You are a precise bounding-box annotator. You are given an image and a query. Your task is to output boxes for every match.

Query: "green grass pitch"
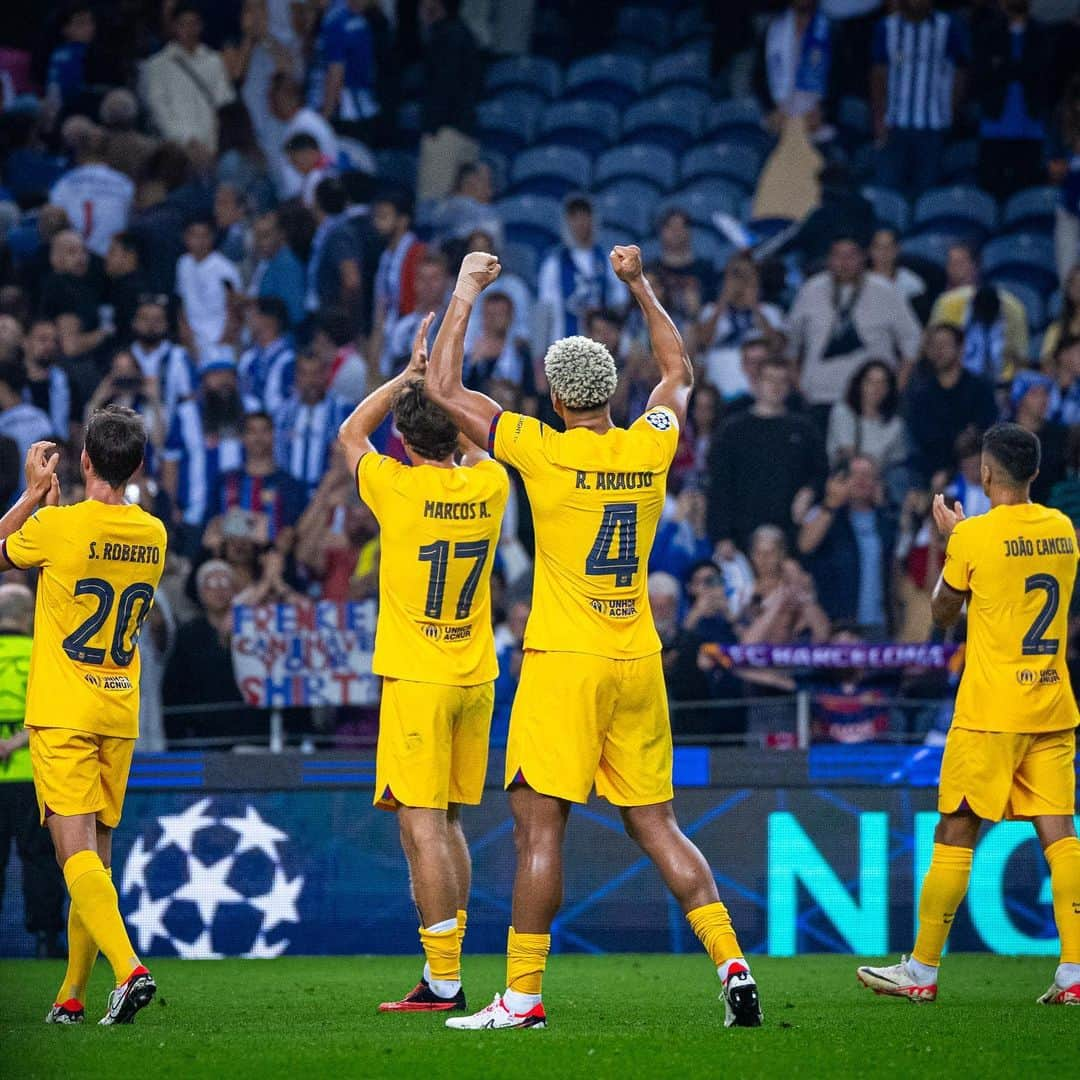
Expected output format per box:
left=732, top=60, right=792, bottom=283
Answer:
left=1, top=954, right=1073, bottom=1079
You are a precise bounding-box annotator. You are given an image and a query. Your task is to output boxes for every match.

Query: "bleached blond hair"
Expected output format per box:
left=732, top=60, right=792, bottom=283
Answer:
left=543, top=335, right=617, bottom=410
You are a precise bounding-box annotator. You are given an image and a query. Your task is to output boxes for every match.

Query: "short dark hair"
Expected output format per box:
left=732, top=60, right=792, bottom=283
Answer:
left=184, top=216, right=214, bottom=233
left=392, top=379, right=458, bottom=462
left=845, top=359, right=898, bottom=420
left=254, top=295, right=288, bottom=328
left=172, top=2, right=203, bottom=21
left=927, top=322, right=963, bottom=347
left=374, top=186, right=414, bottom=219
left=243, top=410, right=273, bottom=431
left=1054, top=333, right=1080, bottom=361
left=110, top=230, right=139, bottom=257
left=85, top=405, right=146, bottom=488
left=983, top=422, right=1040, bottom=487
left=314, top=177, right=347, bottom=216
left=317, top=307, right=358, bottom=347
left=284, top=132, right=319, bottom=155
left=565, top=195, right=592, bottom=216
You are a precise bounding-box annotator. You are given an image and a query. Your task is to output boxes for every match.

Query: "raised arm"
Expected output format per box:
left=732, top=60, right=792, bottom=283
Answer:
left=338, top=312, right=434, bottom=475
left=610, top=245, right=693, bottom=426
left=0, top=442, right=60, bottom=571
left=425, top=252, right=504, bottom=449
left=929, top=493, right=967, bottom=628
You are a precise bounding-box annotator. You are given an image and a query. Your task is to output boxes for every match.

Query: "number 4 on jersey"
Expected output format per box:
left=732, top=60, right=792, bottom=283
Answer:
left=585, top=503, right=639, bottom=588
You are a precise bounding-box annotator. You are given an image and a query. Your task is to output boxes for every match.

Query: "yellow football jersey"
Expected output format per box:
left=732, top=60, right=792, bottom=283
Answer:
left=358, top=453, right=507, bottom=686
left=492, top=406, right=680, bottom=659
left=3, top=501, right=166, bottom=739
left=943, top=502, right=1079, bottom=734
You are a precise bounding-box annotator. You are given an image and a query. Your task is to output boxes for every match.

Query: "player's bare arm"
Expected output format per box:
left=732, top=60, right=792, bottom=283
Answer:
left=457, top=430, right=490, bottom=467
left=610, top=244, right=694, bottom=426
left=338, top=312, right=436, bottom=475
left=930, top=493, right=967, bottom=628
left=426, top=252, right=504, bottom=448
left=0, top=442, right=61, bottom=572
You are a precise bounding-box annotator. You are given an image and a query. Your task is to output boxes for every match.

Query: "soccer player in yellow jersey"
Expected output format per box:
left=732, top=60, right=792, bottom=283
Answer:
left=427, top=247, right=763, bottom=1030
left=0, top=407, right=166, bottom=1026
left=338, top=314, right=508, bottom=1013
left=859, top=424, right=1080, bottom=1005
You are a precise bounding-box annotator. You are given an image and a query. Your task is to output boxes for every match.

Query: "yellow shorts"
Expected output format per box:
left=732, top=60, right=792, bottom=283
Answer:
left=27, top=727, right=135, bottom=828
left=506, top=650, right=673, bottom=806
left=938, top=727, right=1077, bottom=822
left=374, top=678, right=493, bottom=811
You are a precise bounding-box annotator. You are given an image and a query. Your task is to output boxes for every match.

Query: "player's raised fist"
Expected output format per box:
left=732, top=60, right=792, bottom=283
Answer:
left=455, top=251, right=501, bottom=303
left=610, top=244, right=643, bottom=283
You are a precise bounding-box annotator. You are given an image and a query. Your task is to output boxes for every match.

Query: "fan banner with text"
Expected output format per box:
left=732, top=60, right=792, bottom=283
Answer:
left=230, top=601, right=380, bottom=708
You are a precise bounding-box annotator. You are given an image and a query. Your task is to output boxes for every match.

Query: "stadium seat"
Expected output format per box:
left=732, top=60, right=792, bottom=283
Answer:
left=501, top=241, right=539, bottom=289
left=1002, top=186, right=1059, bottom=235
left=661, top=179, right=747, bottom=229
left=622, top=90, right=709, bottom=154
left=680, top=144, right=761, bottom=192
left=485, top=55, right=562, bottom=99
left=374, top=149, right=417, bottom=190
left=563, top=53, right=647, bottom=108
left=477, top=99, right=541, bottom=157
left=911, top=186, right=997, bottom=241
left=537, top=99, right=621, bottom=155
left=593, top=142, right=678, bottom=192
left=647, top=44, right=711, bottom=92
left=498, top=194, right=563, bottom=257
left=673, top=7, right=711, bottom=47
left=900, top=233, right=957, bottom=269
left=861, top=186, right=911, bottom=235
left=940, top=140, right=978, bottom=183
left=597, top=225, right=637, bottom=251
left=703, top=100, right=773, bottom=157
left=615, top=6, right=672, bottom=53
left=509, top=145, right=592, bottom=199
left=981, top=233, right=1058, bottom=295
left=594, top=179, right=662, bottom=238
left=991, top=278, right=1046, bottom=332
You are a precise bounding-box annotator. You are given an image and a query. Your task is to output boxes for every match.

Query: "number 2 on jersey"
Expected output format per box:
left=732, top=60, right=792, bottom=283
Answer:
left=1022, top=573, right=1060, bottom=656
left=585, top=503, right=639, bottom=588
left=62, top=579, right=155, bottom=666
left=418, top=540, right=491, bottom=620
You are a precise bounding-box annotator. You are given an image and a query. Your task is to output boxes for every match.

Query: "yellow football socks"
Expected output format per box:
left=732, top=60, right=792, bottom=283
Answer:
left=62, top=851, right=139, bottom=986
left=1045, top=836, right=1080, bottom=964
left=55, top=869, right=109, bottom=1005
left=419, top=921, right=461, bottom=983
left=506, top=926, right=550, bottom=996
left=687, top=901, right=742, bottom=966
left=457, top=908, right=468, bottom=949
left=912, top=843, right=973, bottom=968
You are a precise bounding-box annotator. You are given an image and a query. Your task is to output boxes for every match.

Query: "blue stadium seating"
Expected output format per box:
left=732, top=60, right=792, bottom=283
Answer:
left=911, top=186, right=997, bottom=240
left=647, top=45, right=711, bottom=92
left=1002, top=186, right=1059, bottom=235
left=615, top=7, right=672, bottom=53
left=993, top=278, right=1046, bottom=332
left=680, top=144, right=761, bottom=192
left=703, top=100, right=773, bottom=157
left=594, top=179, right=663, bottom=237
left=597, top=225, right=637, bottom=251
left=500, top=241, right=539, bottom=289
left=661, top=179, right=747, bottom=229
left=476, top=93, right=544, bottom=155
left=861, top=186, right=911, bottom=234
left=497, top=194, right=563, bottom=257
left=673, top=7, right=711, bottom=47
left=563, top=53, right=647, bottom=108
left=537, top=99, right=621, bottom=155
left=900, top=233, right=958, bottom=269
left=485, top=55, right=562, bottom=99
left=374, top=149, right=417, bottom=190
left=981, top=233, right=1058, bottom=295
left=622, top=90, right=709, bottom=153
left=940, top=140, right=978, bottom=183
left=593, top=142, right=678, bottom=192
left=509, top=145, right=592, bottom=199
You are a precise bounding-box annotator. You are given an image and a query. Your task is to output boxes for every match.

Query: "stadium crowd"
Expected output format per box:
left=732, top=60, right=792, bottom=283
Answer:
left=1, top=0, right=1080, bottom=750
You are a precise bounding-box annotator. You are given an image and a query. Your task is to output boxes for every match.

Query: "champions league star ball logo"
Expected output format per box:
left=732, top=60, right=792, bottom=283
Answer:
left=119, top=799, right=304, bottom=959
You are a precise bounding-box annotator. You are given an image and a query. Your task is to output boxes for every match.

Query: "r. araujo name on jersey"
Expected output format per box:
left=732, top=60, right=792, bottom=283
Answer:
left=492, top=405, right=680, bottom=660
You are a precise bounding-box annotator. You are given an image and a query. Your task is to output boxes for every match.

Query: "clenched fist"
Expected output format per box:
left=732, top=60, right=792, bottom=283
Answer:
left=610, top=244, right=643, bottom=284
left=455, top=251, right=502, bottom=303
